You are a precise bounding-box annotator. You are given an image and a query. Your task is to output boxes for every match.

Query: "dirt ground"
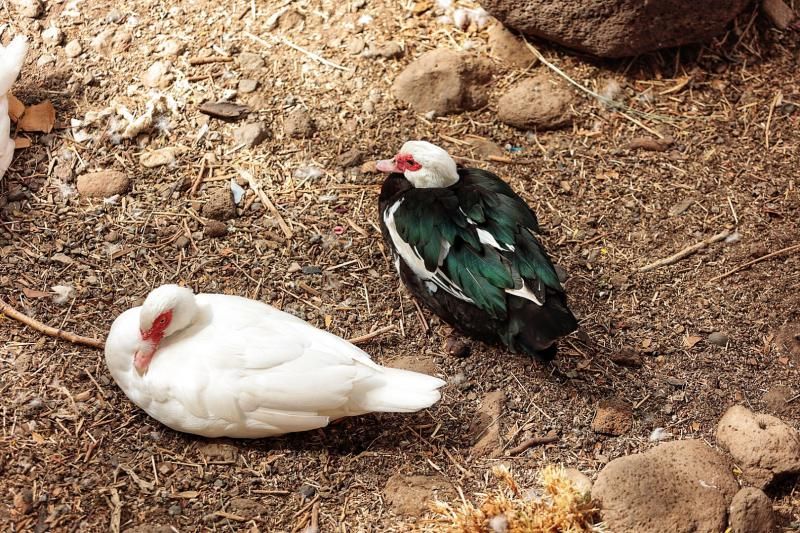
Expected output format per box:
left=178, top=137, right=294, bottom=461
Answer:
left=1, top=0, right=799, bottom=531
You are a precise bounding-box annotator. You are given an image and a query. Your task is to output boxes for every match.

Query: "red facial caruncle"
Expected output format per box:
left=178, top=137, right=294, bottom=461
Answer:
left=393, top=153, right=422, bottom=172
left=376, top=152, right=422, bottom=173
left=141, top=310, right=173, bottom=343
left=134, top=309, right=173, bottom=375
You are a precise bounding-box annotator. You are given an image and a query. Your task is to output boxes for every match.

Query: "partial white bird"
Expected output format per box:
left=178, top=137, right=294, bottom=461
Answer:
left=0, top=35, right=28, bottom=181
left=105, top=284, right=445, bottom=438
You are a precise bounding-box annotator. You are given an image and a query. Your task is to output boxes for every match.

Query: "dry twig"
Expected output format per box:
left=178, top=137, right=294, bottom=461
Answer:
left=347, top=325, right=396, bottom=345
left=709, top=242, right=800, bottom=282
left=507, top=432, right=560, bottom=456
left=638, top=229, right=730, bottom=273
left=1, top=298, right=104, bottom=349
left=238, top=168, right=294, bottom=240
left=188, top=55, right=233, bottom=66
left=244, top=31, right=350, bottom=71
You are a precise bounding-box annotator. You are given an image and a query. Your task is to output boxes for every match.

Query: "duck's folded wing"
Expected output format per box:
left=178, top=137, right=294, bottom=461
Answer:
left=190, top=319, right=378, bottom=432
left=390, top=176, right=563, bottom=320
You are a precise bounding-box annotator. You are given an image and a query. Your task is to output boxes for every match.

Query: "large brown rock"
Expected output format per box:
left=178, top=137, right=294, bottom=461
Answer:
left=728, top=487, right=775, bottom=533
left=497, top=73, right=574, bottom=130
left=487, top=23, right=537, bottom=68
left=392, top=49, right=493, bottom=115
left=716, top=404, right=800, bottom=488
left=592, top=440, right=738, bottom=532
left=479, top=0, right=751, bottom=58
left=77, top=170, right=131, bottom=198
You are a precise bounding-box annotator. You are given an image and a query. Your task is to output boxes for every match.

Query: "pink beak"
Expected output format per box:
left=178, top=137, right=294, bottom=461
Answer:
left=376, top=158, right=400, bottom=173
left=133, top=347, right=155, bottom=376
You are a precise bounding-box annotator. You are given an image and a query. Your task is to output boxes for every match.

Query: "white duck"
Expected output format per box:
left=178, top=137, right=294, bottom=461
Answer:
left=0, top=35, right=28, bottom=181
left=105, top=284, right=445, bottom=438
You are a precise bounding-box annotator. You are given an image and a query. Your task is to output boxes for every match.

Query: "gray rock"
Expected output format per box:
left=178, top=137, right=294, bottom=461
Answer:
left=716, top=404, right=800, bottom=488
left=728, top=487, right=775, bottom=533
left=238, top=79, right=258, bottom=93
left=237, top=52, right=265, bottom=71
left=392, top=49, right=493, bottom=115
left=592, top=440, right=738, bottom=532
left=233, top=122, right=269, bottom=148
left=707, top=331, right=729, bottom=346
left=481, top=0, right=751, bottom=58
left=64, top=39, right=82, bottom=58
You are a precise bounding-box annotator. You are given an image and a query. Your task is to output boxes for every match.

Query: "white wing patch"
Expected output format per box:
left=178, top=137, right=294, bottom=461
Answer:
left=459, top=208, right=515, bottom=252
left=458, top=209, right=543, bottom=305
left=505, top=280, right=543, bottom=306
left=384, top=199, right=473, bottom=303
left=476, top=228, right=515, bottom=252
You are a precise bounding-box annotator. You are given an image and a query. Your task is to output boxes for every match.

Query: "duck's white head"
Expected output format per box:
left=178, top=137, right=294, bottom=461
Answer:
left=376, top=140, right=459, bottom=188
left=134, top=284, right=198, bottom=375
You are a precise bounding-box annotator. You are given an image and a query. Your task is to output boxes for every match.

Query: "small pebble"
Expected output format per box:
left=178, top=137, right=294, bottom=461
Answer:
left=445, top=337, right=471, bottom=358
left=707, top=332, right=729, bottom=347
left=233, top=122, right=269, bottom=148
left=297, top=484, right=316, bottom=499
left=64, top=39, right=83, bottom=58
left=42, top=25, right=63, bottom=46
left=238, top=79, right=258, bottom=93
left=175, top=236, right=190, bottom=250
left=665, top=376, right=686, bottom=387
left=168, top=504, right=182, bottom=516
left=203, top=220, right=227, bottom=239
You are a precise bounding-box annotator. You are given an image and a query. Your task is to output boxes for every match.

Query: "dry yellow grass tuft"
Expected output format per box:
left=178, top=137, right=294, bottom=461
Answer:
left=422, top=465, right=606, bottom=533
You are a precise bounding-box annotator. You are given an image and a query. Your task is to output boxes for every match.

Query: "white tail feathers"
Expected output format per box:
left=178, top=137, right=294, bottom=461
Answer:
left=0, top=36, right=28, bottom=95
left=1, top=35, right=28, bottom=179
left=353, top=367, right=445, bottom=414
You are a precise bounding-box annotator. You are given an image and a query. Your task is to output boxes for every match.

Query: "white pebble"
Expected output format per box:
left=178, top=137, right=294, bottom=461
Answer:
left=42, top=24, right=64, bottom=46
left=230, top=178, right=245, bottom=205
